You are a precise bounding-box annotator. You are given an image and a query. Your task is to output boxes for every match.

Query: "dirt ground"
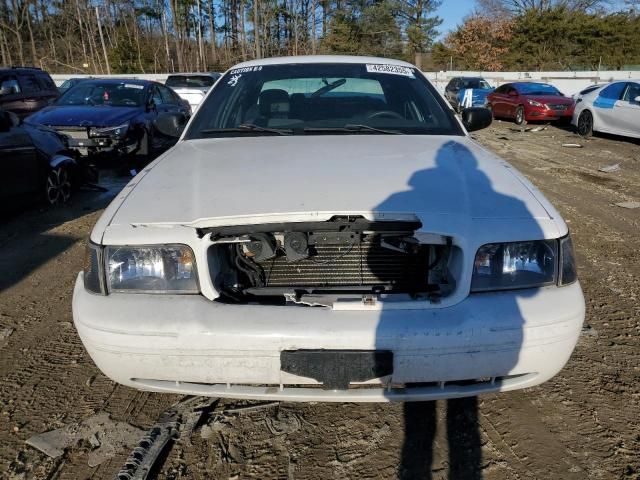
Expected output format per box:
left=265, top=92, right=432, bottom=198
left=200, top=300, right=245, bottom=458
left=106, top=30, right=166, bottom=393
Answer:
left=0, top=121, right=639, bottom=480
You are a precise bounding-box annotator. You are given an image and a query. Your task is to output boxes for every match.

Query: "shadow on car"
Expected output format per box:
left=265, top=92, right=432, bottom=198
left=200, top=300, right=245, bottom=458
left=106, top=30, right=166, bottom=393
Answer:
left=373, top=141, right=543, bottom=478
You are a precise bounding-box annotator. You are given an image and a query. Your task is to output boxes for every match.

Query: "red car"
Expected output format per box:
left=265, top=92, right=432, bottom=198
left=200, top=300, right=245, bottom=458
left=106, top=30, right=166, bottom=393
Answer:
left=487, top=82, right=574, bottom=125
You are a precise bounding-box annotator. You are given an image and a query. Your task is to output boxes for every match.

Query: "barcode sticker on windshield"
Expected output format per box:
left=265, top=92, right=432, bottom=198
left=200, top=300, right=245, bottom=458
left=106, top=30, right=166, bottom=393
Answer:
left=366, top=64, right=415, bottom=77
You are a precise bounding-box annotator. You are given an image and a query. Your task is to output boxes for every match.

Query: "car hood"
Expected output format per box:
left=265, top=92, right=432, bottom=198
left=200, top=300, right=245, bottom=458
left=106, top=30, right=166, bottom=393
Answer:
left=107, top=135, right=560, bottom=239
left=26, top=105, right=141, bottom=127
left=523, top=95, right=573, bottom=104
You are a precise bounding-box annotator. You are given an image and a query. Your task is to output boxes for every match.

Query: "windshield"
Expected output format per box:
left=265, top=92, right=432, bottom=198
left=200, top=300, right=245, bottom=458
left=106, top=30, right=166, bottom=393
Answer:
left=56, top=82, right=146, bottom=107
left=460, top=78, right=492, bottom=89
left=185, top=63, right=462, bottom=138
left=166, top=75, right=218, bottom=88
left=516, top=83, right=562, bottom=96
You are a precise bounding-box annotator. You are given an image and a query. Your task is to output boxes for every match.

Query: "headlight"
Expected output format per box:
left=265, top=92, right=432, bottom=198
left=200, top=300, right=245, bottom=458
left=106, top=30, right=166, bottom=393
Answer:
left=471, top=240, right=557, bottom=292
left=84, top=241, right=105, bottom=294
left=90, top=122, right=129, bottom=138
left=106, top=245, right=198, bottom=294
left=527, top=99, right=543, bottom=107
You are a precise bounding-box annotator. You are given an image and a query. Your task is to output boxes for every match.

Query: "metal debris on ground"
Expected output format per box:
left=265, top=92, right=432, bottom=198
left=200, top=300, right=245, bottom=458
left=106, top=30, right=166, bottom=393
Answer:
left=114, top=396, right=217, bottom=480
left=222, top=401, right=280, bottom=416
left=562, top=143, right=583, bottom=148
left=25, top=412, right=144, bottom=466
left=598, top=163, right=621, bottom=173
left=615, top=201, right=640, bottom=209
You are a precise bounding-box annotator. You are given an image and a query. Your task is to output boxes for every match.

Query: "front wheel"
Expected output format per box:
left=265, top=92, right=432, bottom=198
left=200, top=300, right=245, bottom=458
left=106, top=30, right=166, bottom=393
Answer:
left=577, top=110, right=593, bottom=137
left=514, top=106, right=525, bottom=125
left=45, top=165, right=72, bottom=205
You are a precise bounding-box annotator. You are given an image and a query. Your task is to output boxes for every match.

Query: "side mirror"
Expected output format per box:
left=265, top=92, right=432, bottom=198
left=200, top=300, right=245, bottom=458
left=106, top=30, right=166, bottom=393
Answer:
left=634, top=95, right=640, bottom=103
left=154, top=111, right=187, bottom=138
left=508, top=90, right=518, bottom=97
left=462, top=107, right=492, bottom=132
left=146, top=99, right=156, bottom=112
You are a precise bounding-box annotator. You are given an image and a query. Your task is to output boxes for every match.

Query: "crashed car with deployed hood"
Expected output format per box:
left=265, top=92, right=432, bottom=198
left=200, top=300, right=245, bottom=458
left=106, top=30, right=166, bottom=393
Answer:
left=26, top=79, right=191, bottom=162
left=0, top=109, right=84, bottom=207
left=73, top=56, right=584, bottom=402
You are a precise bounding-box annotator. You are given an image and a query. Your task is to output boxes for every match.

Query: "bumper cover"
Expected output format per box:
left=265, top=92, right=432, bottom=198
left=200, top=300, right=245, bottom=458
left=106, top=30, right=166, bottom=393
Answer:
left=73, top=275, right=584, bottom=402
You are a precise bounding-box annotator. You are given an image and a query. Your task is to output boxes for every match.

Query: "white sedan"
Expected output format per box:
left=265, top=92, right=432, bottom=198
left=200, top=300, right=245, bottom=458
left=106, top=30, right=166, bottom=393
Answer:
left=573, top=80, right=640, bottom=138
left=73, top=56, right=584, bottom=402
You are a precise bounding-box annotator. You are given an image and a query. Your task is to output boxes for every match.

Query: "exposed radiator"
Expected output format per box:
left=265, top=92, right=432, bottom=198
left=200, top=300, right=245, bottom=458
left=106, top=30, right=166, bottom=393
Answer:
left=256, top=242, right=429, bottom=291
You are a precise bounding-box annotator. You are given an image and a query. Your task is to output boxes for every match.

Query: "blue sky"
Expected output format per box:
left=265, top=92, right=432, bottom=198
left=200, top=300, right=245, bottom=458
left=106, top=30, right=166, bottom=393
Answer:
left=435, top=0, right=477, bottom=40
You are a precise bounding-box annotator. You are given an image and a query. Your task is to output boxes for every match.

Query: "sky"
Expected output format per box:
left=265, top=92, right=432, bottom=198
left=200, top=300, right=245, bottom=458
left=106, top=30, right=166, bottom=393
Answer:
left=433, top=0, right=630, bottom=41
left=435, top=0, right=477, bottom=40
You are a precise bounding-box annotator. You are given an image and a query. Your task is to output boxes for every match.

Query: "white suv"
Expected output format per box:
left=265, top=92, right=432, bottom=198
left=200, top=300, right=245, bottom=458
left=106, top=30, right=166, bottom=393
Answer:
left=73, top=56, right=584, bottom=402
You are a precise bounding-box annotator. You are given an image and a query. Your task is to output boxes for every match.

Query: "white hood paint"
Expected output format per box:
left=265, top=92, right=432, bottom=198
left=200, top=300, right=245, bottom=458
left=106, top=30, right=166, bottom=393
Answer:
left=109, top=135, right=555, bottom=233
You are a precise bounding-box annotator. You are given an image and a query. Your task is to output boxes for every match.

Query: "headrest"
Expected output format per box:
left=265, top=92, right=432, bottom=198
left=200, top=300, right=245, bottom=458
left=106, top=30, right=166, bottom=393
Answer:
left=259, top=89, right=290, bottom=116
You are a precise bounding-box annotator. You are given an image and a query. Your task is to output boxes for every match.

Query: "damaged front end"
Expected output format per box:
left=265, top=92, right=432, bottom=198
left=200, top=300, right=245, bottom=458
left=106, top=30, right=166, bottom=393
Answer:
left=201, top=216, right=459, bottom=306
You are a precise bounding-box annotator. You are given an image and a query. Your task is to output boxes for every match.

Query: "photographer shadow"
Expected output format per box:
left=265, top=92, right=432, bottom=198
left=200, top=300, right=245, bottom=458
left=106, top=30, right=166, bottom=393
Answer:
left=372, top=140, right=543, bottom=479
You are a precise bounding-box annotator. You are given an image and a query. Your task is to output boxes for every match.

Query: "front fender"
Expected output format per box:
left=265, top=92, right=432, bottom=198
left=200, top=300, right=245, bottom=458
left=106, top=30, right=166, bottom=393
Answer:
left=49, top=154, right=77, bottom=169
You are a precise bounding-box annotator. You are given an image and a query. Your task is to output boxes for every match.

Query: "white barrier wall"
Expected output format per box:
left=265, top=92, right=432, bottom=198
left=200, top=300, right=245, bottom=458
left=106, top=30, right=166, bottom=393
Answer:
left=51, top=70, right=639, bottom=96
left=423, top=71, right=639, bottom=96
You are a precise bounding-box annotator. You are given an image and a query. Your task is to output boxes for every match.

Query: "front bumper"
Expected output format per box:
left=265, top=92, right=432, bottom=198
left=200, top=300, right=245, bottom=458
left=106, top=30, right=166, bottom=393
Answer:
left=73, top=275, right=584, bottom=402
left=526, top=106, right=574, bottom=121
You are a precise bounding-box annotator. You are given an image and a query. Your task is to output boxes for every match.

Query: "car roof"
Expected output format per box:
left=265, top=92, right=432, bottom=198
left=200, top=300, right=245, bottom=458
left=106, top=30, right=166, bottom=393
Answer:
left=0, top=67, right=48, bottom=74
left=229, top=55, right=415, bottom=69
left=78, top=78, right=153, bottom=86
left=511, top=81, right=551, bottom=87
left=167, top=72, right=220, bottom=77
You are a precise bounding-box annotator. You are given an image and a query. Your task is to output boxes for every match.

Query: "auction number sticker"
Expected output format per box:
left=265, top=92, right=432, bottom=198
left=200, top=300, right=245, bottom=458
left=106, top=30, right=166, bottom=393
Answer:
left=366, top=64, right=414, bottom=77
left=123, top=83, right=144, bottom=89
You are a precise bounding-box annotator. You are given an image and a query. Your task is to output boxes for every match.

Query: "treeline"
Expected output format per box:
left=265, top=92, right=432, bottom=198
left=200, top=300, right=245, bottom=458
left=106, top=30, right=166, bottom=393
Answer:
left=0, top=0, right=638, bottom=74
left=0, top=0, right=441, bottom=74
left=433, top=6, right=640, bottom=71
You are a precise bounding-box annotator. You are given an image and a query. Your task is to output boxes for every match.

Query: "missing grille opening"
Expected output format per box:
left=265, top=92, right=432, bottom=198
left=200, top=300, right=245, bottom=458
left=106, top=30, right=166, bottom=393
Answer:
left=208, top=218, right=456, bottom=304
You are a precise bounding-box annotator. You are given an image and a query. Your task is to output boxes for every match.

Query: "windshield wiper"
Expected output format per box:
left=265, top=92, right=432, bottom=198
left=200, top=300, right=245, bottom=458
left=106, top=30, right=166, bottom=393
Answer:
left=303, top=124, right=403, bottom=135
left=200, top=123, right=293, bottom=136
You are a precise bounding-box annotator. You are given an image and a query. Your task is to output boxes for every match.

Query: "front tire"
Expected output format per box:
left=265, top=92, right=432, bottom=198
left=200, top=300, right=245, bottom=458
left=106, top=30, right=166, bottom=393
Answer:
left=515, top=106, right=525, bottom=125
left=577, top=110, right=593, bottom=137
left=45, top=165, right=72, bottom=205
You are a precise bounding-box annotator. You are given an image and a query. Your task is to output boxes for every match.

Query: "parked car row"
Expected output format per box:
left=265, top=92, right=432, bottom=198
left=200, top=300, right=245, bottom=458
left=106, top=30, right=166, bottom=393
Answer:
left=443, top=74, right=640, bottom=140
left=0, top=68, right=215, bottom=208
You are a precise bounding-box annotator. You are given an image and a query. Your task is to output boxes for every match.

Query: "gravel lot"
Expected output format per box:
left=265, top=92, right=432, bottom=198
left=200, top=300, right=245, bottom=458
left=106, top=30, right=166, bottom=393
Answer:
left=0, top=121, right=639, bottom=480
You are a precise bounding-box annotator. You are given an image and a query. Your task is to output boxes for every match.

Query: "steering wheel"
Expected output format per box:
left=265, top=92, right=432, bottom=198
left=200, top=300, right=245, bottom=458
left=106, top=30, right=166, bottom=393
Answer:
left=366, top=110, right=404, bottom=120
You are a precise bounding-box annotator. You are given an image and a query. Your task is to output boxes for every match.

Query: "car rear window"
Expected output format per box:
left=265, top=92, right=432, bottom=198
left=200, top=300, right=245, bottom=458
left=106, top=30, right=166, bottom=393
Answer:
left=166, top=75, right=217, bottom=88
left=20, top=75, right=41, bottom=94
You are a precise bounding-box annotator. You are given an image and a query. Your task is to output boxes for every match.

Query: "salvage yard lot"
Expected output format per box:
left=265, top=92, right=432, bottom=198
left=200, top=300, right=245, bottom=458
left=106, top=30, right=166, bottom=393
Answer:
left=0, top=120, right=638, bottom=479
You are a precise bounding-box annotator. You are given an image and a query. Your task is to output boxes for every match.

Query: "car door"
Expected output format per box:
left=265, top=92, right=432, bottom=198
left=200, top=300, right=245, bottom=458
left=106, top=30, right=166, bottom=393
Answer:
left=491, top=84, right=511, bottom=117
left=0, top=118, right=40, bottom=201
left=615, top=82, right=640, bottom=137
left=592, top=82, right=626, bottom=133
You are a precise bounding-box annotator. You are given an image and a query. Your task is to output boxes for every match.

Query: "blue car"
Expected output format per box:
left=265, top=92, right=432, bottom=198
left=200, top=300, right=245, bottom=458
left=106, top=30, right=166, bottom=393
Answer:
left=444, top=77, right=494, bottom=112
left=26, top=79, right=191, bottom=162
